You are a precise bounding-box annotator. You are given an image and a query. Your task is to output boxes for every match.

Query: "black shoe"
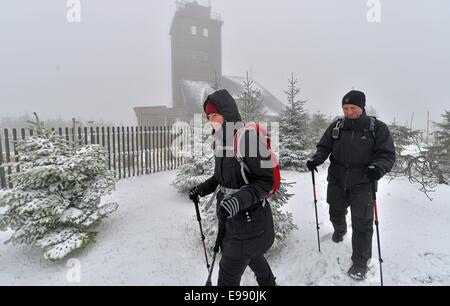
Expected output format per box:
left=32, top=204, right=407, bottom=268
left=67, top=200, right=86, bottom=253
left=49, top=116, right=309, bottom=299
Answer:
left=332, top=231, right=346, bottom=243
left=347, top=264, right=368, bottom=280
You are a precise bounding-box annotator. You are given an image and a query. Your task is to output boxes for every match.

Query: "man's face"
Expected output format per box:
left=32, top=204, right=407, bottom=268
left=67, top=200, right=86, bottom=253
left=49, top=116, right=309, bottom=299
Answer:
left=342, top=104, right=363, bottom=119
left=207, top=113, right=225, bottom=132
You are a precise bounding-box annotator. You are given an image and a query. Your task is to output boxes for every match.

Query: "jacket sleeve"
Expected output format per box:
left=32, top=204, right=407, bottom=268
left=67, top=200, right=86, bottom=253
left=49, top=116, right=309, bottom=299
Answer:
left=232, top=130, right=274, bottom=210
left=371, top=121, right=396, bottom=177
left=197, top=175, right=219, bottom=196
left=311, top=122, right=335, bottom=165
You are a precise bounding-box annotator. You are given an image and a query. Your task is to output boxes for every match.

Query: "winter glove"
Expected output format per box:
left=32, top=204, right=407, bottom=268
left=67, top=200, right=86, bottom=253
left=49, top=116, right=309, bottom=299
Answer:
left=188, top=186, right=200, bottom=201
left=306, top=159, right=319, bottom=172
left=219, top=196, right=240, bottom=219
left=367, top=165, right=383, bottom=182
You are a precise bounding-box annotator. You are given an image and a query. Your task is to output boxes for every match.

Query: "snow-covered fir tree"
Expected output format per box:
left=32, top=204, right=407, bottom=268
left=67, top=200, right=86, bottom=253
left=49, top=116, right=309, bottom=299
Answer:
left=172, top=117, right=215, bottom=194
left=237, top=72, right=266, bottom=123
left=388, top=121, right=423, bottom=176
left=309, top=110, right=331, bottom=148
left=427, top=110, right=450, bottom=185
left=0, top=114, right=118, bottom=261
left=265, top=180, right=296, bottom=257
left=278, top=73, right=311, bottom=171
left=211, top=71, right=221, bottom=91
left=387, top=119, right=446, bottom=200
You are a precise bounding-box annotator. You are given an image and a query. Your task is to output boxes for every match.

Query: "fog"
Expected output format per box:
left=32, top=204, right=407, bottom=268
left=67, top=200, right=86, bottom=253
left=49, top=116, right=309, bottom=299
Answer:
left=1, top=0, right=449, bottom=129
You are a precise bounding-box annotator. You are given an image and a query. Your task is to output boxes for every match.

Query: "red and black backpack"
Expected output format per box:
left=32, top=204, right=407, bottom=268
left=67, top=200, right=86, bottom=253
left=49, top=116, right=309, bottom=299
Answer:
left=233, top=122, right=281, bottom=197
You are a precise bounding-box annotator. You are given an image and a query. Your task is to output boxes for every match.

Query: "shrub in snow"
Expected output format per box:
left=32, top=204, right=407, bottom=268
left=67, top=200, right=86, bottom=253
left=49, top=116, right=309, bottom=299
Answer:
left=0, top=114, right=118, bottom=260
left=388, top=111, right=450, bottom=199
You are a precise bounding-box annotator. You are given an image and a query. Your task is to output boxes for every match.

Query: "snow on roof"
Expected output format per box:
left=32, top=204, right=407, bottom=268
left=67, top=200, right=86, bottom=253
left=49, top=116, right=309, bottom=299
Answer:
left=222, top=75, right=286, bottom=117
left=179, top=75, right=286, bottom=117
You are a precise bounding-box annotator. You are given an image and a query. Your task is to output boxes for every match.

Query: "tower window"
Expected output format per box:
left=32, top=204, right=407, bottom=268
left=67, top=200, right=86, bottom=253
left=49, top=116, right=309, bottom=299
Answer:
left=203, top=28, right=209, bottom=37
left=191, top=25, right=197, bottom=35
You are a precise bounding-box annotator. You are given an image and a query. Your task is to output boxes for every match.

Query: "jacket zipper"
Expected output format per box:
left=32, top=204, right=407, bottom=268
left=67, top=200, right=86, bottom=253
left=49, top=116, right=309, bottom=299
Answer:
left=344, top=128, right=355, bottom=191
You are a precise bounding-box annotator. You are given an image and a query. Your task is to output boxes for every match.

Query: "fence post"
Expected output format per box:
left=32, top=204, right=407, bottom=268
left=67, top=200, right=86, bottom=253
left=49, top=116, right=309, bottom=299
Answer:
left=4, top=129, right=13, bottom=189
left=144, top=126, right=149, bottom=174
left=105, top=127, right=110, bottom=170
left=117, top=127, right=121, bottom=178
left=84, top=127, right=88, bottom=145
left=12, top=128, right=20, bottom=175
left=122, top=127, right=126, bottom=178
left=126, top=127, right=130, bottom=177
left=138, top=126, right=141, bottom=175
left=152, top=126, right=155, bottom=173
left=0, top=130, right=6, bottom=189
left=131, top=126, right=135, bottom=177
left=65, top=127, right=70, bottom=142
left=90, top=127, right=95, bottom=144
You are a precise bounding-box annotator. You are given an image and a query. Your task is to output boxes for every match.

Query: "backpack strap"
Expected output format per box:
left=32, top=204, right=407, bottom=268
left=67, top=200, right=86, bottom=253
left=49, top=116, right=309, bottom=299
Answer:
left=363, top=116, right=377, bottom=142
left=234, top=128, right=251, bottom=185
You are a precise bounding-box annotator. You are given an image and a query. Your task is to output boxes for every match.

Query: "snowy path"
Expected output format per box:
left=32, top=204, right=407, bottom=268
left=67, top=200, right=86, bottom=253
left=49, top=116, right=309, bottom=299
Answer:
left=1, top=168, right=449, bottom=285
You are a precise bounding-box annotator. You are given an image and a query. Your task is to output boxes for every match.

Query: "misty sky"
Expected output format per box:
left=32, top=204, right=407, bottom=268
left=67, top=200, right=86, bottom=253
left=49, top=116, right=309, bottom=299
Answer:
left=0, top=0, right=449, bottom=129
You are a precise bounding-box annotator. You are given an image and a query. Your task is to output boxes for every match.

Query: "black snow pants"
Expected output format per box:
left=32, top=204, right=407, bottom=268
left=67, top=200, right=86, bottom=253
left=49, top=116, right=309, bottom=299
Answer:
left=327, top=182, right=374, bottom=267
left=218, top=254, right=276, bottom=286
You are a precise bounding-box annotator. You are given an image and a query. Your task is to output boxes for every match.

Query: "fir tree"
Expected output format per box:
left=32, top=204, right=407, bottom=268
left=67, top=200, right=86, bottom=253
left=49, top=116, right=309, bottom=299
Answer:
left=388, top=122, right=423, bottom=175
left=0, top=114, right=118, bottom=260
left=172, top=117, right=215, bottom=193
left=309, top=110, right=331, bottom=147
left=278, top=73, right=311, bottom=171
left=388, top=120, right=443, bottom=199
left=237, top=72, right=266, bottom=123
left=427, top=110, right=450, bottom=185
left=265, top=180, right=297, bottom=257
left=211, top=71, right=222, bottom=91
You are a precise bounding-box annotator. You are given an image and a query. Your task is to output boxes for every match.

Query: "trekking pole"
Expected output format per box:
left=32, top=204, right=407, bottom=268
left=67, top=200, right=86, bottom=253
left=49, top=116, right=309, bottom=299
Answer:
left=192, top=196, right=210, bottom=272
left=370, top=171, right=384, bottom=286
left=311, top=170, right=321, bottom=252
left=205, top=215, right=226, bottom=286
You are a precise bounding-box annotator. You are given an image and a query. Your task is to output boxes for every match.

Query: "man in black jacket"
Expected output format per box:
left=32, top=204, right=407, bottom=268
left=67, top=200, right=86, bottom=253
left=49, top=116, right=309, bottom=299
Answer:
left=307, top=90, right=395, bottom=280
left=189, top=89, right=276, bottom=286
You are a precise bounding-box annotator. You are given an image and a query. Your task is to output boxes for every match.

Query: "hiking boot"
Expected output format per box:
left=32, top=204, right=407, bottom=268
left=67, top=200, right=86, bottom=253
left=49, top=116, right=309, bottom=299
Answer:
left=332, top=231, right=346, bottom=243
left=347, top=264, right=368, bottom=280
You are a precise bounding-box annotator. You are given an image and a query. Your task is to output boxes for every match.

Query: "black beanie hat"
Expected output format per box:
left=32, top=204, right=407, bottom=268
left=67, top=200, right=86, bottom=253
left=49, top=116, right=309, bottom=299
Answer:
left=342, top=90, right=366, bottom=109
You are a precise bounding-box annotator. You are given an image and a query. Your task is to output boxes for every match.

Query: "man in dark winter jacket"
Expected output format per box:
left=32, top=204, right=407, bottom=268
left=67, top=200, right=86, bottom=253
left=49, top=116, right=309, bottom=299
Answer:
left=306, top=90, right=395, bottom=280
left=189, top=89, right=277, bottom=286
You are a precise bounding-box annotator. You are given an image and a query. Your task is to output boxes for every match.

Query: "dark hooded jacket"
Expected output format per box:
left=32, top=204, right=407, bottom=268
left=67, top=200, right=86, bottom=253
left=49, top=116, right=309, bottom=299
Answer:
left=312, top=112, right=395, bottom=191
left=197, top=89, right=275, bottom=259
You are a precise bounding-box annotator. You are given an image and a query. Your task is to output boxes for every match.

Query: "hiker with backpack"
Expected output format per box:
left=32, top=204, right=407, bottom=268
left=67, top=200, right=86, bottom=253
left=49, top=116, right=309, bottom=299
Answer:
left=188, top=89, right=277, bottom=286
left=306, top=90, right=395, bottom=280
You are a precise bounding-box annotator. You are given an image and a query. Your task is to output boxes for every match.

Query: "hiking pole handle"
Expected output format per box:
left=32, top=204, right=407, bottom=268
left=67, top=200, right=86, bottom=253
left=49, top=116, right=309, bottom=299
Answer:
left=370, top=178, right=379, bottom=223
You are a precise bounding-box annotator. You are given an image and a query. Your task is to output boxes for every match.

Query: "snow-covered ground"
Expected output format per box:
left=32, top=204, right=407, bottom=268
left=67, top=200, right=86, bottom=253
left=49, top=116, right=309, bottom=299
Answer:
left=1, top=167, right=449, bottom=285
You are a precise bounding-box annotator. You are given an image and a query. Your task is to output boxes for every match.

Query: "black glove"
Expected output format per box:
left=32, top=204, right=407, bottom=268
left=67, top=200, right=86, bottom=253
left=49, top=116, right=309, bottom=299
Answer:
left=188, top=186, right=200, bottom=201
left=367, top=165, right=383, bottom=181
left=219, top=196, right=240, bottom=219
left=306, top=159, right=319, bottom=172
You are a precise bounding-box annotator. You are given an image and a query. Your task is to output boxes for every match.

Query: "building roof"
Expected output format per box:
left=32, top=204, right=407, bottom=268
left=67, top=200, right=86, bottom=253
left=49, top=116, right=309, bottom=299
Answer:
left=178, top=76, right=286, bottom=117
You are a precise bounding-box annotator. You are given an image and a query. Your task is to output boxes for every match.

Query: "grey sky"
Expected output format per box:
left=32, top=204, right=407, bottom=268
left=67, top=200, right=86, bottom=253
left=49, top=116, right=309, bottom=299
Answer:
left=0, top=0, right=449, bottom=129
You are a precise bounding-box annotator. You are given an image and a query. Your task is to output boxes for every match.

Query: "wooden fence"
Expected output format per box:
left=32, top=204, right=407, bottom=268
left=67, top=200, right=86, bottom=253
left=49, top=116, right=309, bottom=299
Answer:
left=0, top=126, right=185, bottom=189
